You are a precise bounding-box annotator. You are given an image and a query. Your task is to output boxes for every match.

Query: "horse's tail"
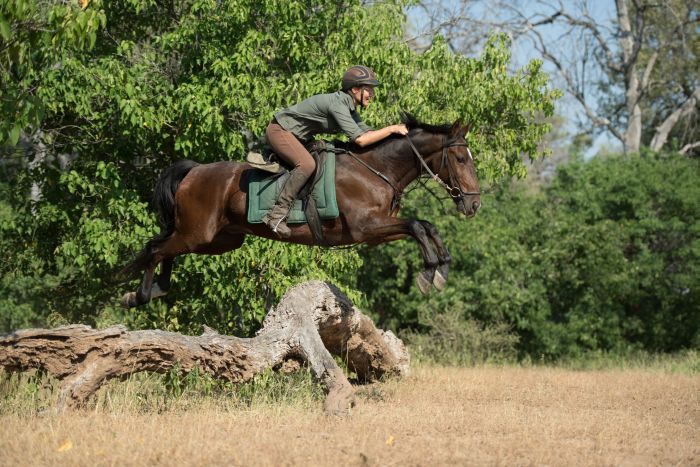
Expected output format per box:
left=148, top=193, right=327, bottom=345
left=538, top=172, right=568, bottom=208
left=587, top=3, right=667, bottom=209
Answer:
left=119, top=160, right=199, bottom=280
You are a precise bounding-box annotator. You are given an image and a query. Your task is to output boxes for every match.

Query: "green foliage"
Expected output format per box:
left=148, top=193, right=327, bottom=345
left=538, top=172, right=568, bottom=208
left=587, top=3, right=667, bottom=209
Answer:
left=0, top=0, right=105, bottom=146
left=117, top=239, right=364, bottom=335
left=362, top=153, right=699, bottom=359
left=0, top=0, right=557, bottom=336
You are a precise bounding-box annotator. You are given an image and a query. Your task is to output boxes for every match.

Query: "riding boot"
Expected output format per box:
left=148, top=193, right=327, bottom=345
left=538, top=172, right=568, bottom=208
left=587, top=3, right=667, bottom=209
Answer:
left=262, top=169, right=310, bottom=238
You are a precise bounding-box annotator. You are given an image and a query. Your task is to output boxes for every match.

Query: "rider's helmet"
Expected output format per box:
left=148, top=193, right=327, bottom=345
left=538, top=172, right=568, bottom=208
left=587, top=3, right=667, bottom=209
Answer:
left=341, top=65, right=381, bottom=90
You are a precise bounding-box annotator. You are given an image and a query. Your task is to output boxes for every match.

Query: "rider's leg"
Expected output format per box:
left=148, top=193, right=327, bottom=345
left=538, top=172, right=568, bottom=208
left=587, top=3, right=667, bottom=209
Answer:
left=262, top=122, right=316, bottom=238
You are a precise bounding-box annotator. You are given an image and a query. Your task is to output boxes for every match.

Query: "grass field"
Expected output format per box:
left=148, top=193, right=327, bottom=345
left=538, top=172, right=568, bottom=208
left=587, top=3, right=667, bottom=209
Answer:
left=1, top=362, right=698, bottom=466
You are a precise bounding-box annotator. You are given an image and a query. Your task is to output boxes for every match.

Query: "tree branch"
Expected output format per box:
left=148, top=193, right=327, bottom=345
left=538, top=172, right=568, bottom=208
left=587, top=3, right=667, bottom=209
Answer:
left=650, top=86, right=700, bottom=151
left=679, top=141, right=700, bottom=155
left=526, top=27, right=624, bottom=143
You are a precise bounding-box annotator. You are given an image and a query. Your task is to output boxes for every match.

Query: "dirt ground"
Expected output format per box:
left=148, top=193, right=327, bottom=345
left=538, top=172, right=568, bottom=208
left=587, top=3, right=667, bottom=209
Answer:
left=1, top=366, right=698, bottom=466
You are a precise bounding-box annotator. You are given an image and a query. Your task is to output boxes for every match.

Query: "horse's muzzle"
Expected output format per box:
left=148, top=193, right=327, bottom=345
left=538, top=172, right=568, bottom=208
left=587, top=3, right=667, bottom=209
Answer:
left=458, top=198, right=481, bottom=218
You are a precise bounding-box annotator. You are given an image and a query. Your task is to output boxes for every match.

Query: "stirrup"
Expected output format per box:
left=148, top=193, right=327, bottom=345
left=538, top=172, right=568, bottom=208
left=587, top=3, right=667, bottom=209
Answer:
left=265, top=216, right=291, bottom=238
left=271, top=217, right=285, bottom=233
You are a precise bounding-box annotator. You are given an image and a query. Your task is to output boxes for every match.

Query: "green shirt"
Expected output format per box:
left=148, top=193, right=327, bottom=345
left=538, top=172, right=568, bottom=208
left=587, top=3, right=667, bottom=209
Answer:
left=274, top=91, right=371, bottom=143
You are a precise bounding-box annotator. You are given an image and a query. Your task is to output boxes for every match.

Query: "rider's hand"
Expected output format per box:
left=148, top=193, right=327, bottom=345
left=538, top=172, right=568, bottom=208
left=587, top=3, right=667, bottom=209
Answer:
left=393, top=124, right=409, bottom=135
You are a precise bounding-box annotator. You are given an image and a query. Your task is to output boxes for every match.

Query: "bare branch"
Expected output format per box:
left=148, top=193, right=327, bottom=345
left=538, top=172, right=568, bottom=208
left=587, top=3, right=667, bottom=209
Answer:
left=556, top=11, right=622, bottom=73
left=526, top=25, right=624, bottom=142
left=639, top=49, right=659, bottom=92
left=650, top=86, right=700, bottom=151
left=679, top=141, right=700, bottom=155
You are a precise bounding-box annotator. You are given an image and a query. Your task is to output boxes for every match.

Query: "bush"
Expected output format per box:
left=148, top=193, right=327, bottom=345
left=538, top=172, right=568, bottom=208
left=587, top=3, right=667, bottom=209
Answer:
left=362, top=153, right=700, bottom=359
left=403, top=304, right=519, bottom=365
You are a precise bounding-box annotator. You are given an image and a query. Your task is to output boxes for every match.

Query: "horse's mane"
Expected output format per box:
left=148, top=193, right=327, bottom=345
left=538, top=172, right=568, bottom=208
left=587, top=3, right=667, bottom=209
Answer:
left=400, top=112, right=453, bottom=134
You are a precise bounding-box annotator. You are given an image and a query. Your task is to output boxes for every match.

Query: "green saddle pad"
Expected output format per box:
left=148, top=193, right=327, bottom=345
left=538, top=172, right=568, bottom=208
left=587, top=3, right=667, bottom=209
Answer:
left=247, top=153, right=339, bottom=224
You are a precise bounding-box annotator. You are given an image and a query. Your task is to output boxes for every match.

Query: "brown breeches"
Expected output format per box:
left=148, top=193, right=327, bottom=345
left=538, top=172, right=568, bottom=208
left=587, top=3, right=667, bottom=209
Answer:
left=265, top=122, right=316, bottom=177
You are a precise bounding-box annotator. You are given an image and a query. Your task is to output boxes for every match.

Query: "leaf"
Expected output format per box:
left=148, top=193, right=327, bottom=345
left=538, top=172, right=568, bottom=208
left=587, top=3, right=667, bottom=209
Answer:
left=57, top=439, right=73, bottom=452
left=0, top=15, right=10, bottom=41
left=8, top=126, right=20, bottom=146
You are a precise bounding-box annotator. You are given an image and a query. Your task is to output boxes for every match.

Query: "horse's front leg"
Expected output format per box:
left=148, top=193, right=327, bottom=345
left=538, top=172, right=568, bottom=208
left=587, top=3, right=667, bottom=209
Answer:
left=407, top=220, right=440, bottom=295
left=420, top=221, right=451, bottom=292
left=359, top=218, right=439, bottom=294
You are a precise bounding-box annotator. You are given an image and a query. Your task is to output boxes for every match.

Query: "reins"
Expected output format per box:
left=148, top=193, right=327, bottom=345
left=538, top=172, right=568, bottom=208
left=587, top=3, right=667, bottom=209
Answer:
left=345, top=150, right=405, bottom=211
left=345, top=151, right=402, bottom=196
left=346, top=134, right=480, bottom=212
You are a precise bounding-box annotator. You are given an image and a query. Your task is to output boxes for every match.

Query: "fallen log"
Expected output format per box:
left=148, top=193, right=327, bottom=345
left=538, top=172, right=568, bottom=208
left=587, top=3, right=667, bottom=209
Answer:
left=0, top=281, right=409, bottom=415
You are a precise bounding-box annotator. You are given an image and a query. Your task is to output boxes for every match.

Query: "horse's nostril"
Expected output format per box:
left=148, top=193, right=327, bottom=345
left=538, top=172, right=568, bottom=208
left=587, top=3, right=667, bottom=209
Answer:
left=472, top=201, right=481, bottom=212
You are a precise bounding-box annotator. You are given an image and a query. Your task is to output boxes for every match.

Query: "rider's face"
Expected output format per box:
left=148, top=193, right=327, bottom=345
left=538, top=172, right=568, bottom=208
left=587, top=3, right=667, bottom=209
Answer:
left=351, top=85, right=375, bottom=107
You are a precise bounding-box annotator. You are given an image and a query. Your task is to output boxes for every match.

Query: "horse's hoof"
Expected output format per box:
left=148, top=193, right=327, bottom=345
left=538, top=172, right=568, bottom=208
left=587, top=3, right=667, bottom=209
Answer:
left=121, top=292, right=137, bottom=308
left=433, top=270, right=447, bottom=291
left=416, top=272, right=433, bottom=295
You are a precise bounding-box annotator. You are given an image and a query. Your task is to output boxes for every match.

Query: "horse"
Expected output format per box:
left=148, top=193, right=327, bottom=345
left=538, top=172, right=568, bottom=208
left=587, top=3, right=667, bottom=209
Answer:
left=120, top=115, right=481, bottom=307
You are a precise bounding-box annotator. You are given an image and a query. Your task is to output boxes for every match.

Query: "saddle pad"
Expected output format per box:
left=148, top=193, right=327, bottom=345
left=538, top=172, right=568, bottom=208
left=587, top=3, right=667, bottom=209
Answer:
left=247, top=153, right=339, bottom=224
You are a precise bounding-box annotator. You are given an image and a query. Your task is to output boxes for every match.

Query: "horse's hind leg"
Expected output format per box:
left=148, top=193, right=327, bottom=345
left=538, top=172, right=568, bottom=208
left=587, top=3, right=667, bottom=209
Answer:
left=131, top=258, right=174, bottom=304
left=122, top=263, right=157, bottom=308
left=420, top=221, right=451, bottom=291
left=152, top=258, right=174, bottom=299
left=122, top=235, right=188, bottom=308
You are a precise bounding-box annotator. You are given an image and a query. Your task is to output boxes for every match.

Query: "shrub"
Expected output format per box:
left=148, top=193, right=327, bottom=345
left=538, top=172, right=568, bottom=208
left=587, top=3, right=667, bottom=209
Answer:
left=362, top=153, right=700, bottom=359
left=403, top=304, right=519, bottom=366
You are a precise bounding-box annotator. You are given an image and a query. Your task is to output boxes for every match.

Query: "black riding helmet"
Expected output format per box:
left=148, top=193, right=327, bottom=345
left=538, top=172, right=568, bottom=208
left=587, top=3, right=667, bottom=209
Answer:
left=341, top=65, right=381, bottom=90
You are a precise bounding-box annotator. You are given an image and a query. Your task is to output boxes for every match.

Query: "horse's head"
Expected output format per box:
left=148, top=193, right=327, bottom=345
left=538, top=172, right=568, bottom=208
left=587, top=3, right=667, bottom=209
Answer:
left=439, top=121, right=481, bottom=217
left=399, top=113, right=481, bottom=217
left=409, top=119, right=480, bottom=218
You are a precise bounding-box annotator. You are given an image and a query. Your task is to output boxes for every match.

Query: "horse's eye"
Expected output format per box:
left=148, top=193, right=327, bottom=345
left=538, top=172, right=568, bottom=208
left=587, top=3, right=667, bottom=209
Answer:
left=456, top=156, right=466, bottom=163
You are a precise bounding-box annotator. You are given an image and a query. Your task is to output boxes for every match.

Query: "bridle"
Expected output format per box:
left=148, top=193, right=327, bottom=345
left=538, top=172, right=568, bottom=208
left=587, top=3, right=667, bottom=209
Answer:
left=405, top=135, right=481, bottom=199
left=346, top=133, right=480, bottom=212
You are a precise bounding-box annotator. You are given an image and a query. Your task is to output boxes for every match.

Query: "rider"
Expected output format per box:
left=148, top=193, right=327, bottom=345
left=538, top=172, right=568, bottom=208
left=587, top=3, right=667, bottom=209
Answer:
left=262, top=65, right=409, bottom=238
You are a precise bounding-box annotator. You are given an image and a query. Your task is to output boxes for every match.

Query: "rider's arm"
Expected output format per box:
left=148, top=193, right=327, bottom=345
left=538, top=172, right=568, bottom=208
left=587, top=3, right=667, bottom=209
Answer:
left=329, top=92, right=409, bottom=146
left=354, top=124, right=408, bottom=147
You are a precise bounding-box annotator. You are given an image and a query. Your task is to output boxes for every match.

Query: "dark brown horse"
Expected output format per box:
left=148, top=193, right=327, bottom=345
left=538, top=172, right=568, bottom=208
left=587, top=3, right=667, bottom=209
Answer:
left=121, top=115, right=481, bottom=307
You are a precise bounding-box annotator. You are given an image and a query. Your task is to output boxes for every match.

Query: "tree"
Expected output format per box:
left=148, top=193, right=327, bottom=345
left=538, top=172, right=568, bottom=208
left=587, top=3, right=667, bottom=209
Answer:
left=410, top=0, right=700, bottom=155
left=0, top=0, right=105, bottom=147
left=0, top=0, right=558, bottom=335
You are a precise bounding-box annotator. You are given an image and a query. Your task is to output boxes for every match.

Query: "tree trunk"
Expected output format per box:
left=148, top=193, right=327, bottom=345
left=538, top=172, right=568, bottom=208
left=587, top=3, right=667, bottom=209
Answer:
left=0, top=281, right=409, bottom=416
left=617, top=0, right=642, bottom=154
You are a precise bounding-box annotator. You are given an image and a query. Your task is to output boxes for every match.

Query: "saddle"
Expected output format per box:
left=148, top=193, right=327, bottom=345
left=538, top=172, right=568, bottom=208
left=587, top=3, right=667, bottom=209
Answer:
left=246, top=148, right=283, bottom=174
left=247, top=141, right=339, bottom=245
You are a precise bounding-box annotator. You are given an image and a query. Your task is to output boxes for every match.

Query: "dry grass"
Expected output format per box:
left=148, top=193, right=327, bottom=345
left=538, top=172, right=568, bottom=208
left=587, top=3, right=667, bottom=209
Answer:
left=1, top=366, right=698, bottom=466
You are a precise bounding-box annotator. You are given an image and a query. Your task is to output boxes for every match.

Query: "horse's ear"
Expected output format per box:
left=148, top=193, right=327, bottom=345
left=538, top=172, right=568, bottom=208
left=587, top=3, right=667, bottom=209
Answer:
left=450, top=120, right=462, bottom=136
left=463, top=122, right=472, bottom=136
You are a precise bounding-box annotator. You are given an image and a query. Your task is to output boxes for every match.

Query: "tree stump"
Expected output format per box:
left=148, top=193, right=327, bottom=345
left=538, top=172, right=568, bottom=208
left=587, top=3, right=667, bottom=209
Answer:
left=0, top=281, right=409, bottom=415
